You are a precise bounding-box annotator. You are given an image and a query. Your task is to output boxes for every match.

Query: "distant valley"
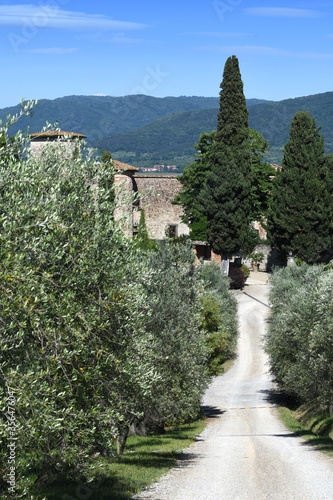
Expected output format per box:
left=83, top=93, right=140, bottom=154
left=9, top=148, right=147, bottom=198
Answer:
left=1, top=92, right=332, bottom=170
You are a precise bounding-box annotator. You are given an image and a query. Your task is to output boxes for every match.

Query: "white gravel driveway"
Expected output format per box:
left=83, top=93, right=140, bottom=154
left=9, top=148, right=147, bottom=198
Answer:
left=133, top=272, right=333, bottom=499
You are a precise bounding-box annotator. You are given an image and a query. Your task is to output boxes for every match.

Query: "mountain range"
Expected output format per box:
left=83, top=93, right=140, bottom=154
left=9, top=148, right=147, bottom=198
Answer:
left=1, top=92, right=332, bottom=169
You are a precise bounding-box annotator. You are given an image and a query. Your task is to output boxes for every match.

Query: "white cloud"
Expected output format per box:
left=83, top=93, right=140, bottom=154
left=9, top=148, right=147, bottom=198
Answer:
left=0, top=4, right=148, bottom=31
left=244, top=8, right=324, bottom=18
left=24, top=47, right=78, bottom=54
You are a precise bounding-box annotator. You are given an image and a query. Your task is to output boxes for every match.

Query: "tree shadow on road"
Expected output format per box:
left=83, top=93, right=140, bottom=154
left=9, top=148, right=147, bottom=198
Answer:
left=259, top=390, right=333, bottom=456
left=259, top=388, right=297, bottom=408
left=201, top=405, right=225, bottom=420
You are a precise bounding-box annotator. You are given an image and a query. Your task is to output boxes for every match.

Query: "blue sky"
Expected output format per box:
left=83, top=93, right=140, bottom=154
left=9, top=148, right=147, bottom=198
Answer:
left=1, top=1, right=333, bottom=108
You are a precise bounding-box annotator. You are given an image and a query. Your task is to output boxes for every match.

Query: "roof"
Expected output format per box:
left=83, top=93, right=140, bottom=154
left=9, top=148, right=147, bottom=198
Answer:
left=133, top=174, right=178, bottom=178
left=30, top=131, right=87, bottom=140
left=113, top=159, right=139, bottom=172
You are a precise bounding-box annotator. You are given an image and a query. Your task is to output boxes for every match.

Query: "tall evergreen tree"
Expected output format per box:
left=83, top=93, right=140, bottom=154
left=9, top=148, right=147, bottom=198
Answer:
left=267, top=110, right=333, bottom=264
left=216, top=55, right=250, bottom=160
left=201, top=55, right=251, bottom=269
left=249, top=128, right=275, bottom=221
left=201, top=144, right=251, bottom=255
left=172, top=131, right=215, bottom=241
left=174, top=127, right=272, bottom=243
left=135, top=209, right=159, bottom=251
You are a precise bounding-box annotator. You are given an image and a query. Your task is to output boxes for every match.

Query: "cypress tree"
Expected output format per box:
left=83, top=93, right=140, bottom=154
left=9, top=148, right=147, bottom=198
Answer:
left=201, top=55, right=251, bottom=267
left=216, top=55, right=250, bottom=163
left=201, top=144, right=251, bottom=255
left=172, top=131, right=215, bottom=241
left=267, top=110, right=333, bottom=264
left=135, top=209, right=159, bottom=251
left=249, top=128, right=275, bottom=221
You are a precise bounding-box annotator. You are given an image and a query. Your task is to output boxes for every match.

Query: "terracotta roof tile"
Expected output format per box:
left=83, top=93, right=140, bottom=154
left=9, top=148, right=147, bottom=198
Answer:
left=113, top=159, right=139, bottom=172
left=30, top=131, right=87, bottom=140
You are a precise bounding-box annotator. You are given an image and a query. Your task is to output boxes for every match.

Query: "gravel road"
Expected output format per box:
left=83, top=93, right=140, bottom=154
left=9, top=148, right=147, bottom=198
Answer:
left=133, top=273, right=333, bottom=499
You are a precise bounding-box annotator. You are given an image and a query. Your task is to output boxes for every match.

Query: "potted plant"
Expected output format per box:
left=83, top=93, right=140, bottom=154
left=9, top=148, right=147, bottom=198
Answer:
left=248, top=252, right=264, bottom=271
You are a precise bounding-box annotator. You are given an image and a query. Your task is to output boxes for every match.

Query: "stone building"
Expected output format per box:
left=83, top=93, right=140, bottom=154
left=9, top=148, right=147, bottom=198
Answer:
left=132, top=174, right=189, bottom=241
left=29, top=131, right=187, bottom=241
left=112, top=160, right=189, bottom=241
left=30, top=130, right=87, bottom=159
left=29, top=130, right=271, bottom=267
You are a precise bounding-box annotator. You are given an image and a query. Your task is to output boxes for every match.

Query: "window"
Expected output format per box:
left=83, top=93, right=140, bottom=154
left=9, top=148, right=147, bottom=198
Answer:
left=166, top=224, right=177, bottom=238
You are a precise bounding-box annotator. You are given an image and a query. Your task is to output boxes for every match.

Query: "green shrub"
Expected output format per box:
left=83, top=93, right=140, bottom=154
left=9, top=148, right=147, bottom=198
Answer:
left=228, top=266, right=245, bottom=289
left=131, top=243, right=209, bottom=433
left=264, top=264, right=333, bottom=411
left=134, top=209, right=159, bottom=251
left=0, top=106, right=211, bottom=495
left=241, top=264, right=250, bottom=278
left=196, top=262, right=238, bottom=375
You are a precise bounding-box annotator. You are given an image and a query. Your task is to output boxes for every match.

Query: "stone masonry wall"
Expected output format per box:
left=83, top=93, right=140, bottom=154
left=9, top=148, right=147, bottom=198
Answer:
left=114, top=174, right=133, bottom=237
left=30, top=140, right=79, bottom=160
left=133, top=175, right=189, bottom=240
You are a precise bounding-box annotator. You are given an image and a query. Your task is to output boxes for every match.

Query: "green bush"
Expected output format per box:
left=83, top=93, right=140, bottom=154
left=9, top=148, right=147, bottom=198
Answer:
left=228, top=266, right=245, bottom=289
left=131, top=243, right=209, bottom=433
left=134, top=209, right=159, bottom=252
left=0, top=106, right=210, bottom=495
left=241, top=264, right=250, bottom=279
left=264, top=264, right=333, bottom=411
left=196, top=262, right=238, bottom=375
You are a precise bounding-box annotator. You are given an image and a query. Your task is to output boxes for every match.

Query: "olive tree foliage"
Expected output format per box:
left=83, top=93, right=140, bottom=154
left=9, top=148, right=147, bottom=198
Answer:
left=133, top=243, right=209, bottom=434
left=264, top=265, right=333, bottom=413
left=0, top=105, right=209, bottom=492
left=0, top=115, right=154, bottom=485
left=195, top=261, right=238, bottom=375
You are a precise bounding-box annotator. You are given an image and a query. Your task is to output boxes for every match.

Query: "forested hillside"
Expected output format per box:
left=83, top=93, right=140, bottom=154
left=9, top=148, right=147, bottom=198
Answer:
left=95, top=108, right=219, bottom=170
left=1, top=92, right=332, bottom=169
left=249, top=92, right=333, bottom=164
left=0, top=95, right=220, bottom=139
left=97, top=92, right=333, bottom=168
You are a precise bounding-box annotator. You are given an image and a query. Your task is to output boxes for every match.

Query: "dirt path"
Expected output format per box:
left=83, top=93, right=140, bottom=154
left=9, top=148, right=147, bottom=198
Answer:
left=133, top=272, right=333, bottom=499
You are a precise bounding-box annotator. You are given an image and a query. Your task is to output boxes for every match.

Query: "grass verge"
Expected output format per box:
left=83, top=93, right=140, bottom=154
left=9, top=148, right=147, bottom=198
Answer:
left=28, top=420, right=206, bottom=500
left=278, top=405, right=333, bottom=458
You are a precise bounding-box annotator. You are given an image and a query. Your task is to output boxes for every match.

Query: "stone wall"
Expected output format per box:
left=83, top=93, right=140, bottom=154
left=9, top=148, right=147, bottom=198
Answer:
left=133, top=175, right=189, bottom=240
left=114, top=174, right=133, bottom=237
left=241, top=243, right=285, bottom=272
left=30, top=139, right=80, bottom=160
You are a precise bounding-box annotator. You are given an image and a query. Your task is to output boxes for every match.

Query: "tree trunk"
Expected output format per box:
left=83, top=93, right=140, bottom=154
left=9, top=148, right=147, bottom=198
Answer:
left=116, top=426, right=130, bottom=455
left=329, top=396, right=333, bottom=417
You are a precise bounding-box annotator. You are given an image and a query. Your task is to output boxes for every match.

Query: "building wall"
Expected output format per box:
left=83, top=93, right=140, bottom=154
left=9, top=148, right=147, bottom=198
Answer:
left=30, top=139, right=80, bottom=160
left=114, top=174, right=133, bottom=237
left=133, top=175, right=189, bottom=240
